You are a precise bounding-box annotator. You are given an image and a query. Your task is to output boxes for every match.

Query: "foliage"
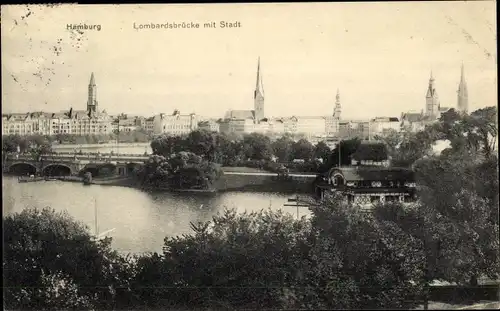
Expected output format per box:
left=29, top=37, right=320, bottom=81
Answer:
left=291, top=138, right=315, bottom=161
left=412, top=154, right=500, bottom=285
left=137, top=152, right=222, bottom=189
left=151, top=130, right=328, bottom=170
left=271, top=135, right=294, bottom=162
left=373, top=106, right=499, bottom=292
left=303, top=197, right=421, bottom=310
left=241, top=133, right=273, bottom=161
left=351, top=142, right=388, bottom=162
left=3, top=207, right=134, bottom=310
left=377, top=106, right=498, bottom=168
left=327, top=138, right=362, bottom=167
left=3, top=134, right=30, bottom=153
left=313, top=141, right=331, bottom=163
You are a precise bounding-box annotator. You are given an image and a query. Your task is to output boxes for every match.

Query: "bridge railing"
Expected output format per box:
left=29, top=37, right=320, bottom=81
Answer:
left=53, top=151, right=150, bottom=157
left=5, top=153, right=149, bottom=162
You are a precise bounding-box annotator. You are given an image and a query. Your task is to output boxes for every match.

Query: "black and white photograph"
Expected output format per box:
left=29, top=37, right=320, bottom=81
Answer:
left=1, top=2, right=498, bottom=310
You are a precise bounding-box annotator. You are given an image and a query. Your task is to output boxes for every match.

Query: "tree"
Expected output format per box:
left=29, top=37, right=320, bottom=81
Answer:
left=28, top=139, right=52, bottom=161
left=272, top=136, right=294, bottom=162
left=3, top=207, right=133, bottom=310
left=374, top=108, right=500, bottom=299
left=351, top=142, right=388, bottom=163
left=150, top=134, right=186, bottom=157
left=313, top=141, right=331, bottom=163
left=241, top=133, right=273, bottom=161
left=214, top=132, right=237, bottom=164
left=327, top=138, right=361, bottom=167
left=412, top=155, right=500, bottom=286
left=137, top=155, right=171, bottom=187
left=467, top=106, right=498, bottom=159
left=300, top=196, right=421, bottom=310
left=160, top=209, right=311, bottom=310
left=184, top=130, right=216, bottom=159
left=291, top=139, right=315, bottom=161
left=2, top=134, right=28, bottom=153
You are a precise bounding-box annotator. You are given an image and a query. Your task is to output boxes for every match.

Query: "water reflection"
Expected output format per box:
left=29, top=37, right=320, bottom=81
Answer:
left=2, top=176, right=310, bottom=253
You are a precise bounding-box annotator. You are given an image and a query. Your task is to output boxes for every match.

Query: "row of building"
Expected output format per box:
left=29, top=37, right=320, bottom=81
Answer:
left=2, top=61, right=469, bottom=142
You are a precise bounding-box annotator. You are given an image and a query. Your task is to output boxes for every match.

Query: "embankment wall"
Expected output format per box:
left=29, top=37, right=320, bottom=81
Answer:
left=215, top=173, right=316, bottom=193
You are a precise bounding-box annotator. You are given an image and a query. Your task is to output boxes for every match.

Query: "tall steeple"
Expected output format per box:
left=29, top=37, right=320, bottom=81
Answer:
left=254, top=57, right=265, bottom=123
left=87, top=72, right=98, bottom=114
left=457, top=63, right=468, bottom=113
left=425, top=71, right=439, bottom=119
left=334, top=89, right=341, bottom=120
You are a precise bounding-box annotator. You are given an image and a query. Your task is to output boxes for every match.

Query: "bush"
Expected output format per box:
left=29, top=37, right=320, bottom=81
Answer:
left=3, top=207, right=134, bottom=310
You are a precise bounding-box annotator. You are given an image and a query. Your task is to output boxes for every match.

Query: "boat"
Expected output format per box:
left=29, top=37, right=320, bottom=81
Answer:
left=18, top=176, right=45, bottom=183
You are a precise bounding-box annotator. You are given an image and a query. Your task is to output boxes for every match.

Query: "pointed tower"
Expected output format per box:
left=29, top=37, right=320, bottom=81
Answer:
left=87, top=72, right=98, bottom=114
left=334, top=89, right=341, bottom=120
left=457, top=63, right=469, bottom=113
left=425, top=71, right=440, bottom=119
left=254, top=57, right=265, bottom=123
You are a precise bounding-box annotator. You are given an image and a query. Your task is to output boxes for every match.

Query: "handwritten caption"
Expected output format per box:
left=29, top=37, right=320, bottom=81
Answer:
left=133, top=21, right=241, bottom=30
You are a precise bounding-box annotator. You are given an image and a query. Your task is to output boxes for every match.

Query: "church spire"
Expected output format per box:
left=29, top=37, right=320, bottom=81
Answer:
left=426, top=71, right=437, bottom=98
left=425, top=70, right=439, bottom=119
left=457, top=63, right=468, bottom=113
left=253, top=57, right=265, bottom=122
left=87, top=72, right=98, bottom=114
left=255, top=57, right=264, bottom=98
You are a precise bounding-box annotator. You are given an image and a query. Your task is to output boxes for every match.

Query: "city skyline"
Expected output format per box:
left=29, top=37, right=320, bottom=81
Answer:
left=1, top=2, right=497, bottom=119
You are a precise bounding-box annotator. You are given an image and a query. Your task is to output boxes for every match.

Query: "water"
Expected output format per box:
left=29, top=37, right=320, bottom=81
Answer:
left=2, top=176, right=310, bottom=254
left=52, top=142, right=152, bottom=155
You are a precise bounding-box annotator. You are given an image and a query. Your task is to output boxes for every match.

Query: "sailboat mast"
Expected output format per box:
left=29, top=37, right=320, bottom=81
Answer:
left=94, top=198, right=98, bottom=237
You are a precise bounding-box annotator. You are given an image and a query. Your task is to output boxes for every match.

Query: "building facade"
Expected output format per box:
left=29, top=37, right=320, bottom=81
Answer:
left=2, top=73, right=112, bottom=137
left=153, top=110, right=198, bottom=135
left=198, top=119, right=221, bottom=132
left=370, top=117, right=400, bottom=136
left=338, top=120, right=371, bottom=140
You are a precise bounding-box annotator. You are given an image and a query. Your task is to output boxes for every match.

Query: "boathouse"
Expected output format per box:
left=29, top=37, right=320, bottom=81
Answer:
left=315, top=166, right=417, bottom=205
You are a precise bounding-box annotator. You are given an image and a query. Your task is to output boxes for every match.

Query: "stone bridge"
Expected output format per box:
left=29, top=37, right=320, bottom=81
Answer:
left=3, top=153, right=149, bottom=177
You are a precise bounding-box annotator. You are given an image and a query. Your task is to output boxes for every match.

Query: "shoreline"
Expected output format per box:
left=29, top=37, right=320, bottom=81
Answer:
left=7, top=174, right=314, bottom=195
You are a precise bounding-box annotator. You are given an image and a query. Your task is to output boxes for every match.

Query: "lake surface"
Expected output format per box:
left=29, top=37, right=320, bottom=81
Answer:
left=52, top=142, right=152, bottom=155
left=2, top=176, right=310, bottom=254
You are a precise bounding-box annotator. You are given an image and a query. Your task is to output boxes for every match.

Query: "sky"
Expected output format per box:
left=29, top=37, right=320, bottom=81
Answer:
left=1, top=2, right=497, bottom=120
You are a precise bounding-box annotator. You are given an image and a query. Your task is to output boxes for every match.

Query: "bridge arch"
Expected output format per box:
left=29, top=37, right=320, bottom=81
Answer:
left=98, top=162, right=117, bottom=177
left=126, top=162, right=143, bottom=175
left=8, top=162, right=38, bottom=176
left=42, top=164, right=73, bottom=176
left=80, top=163, right=117, bottom=178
